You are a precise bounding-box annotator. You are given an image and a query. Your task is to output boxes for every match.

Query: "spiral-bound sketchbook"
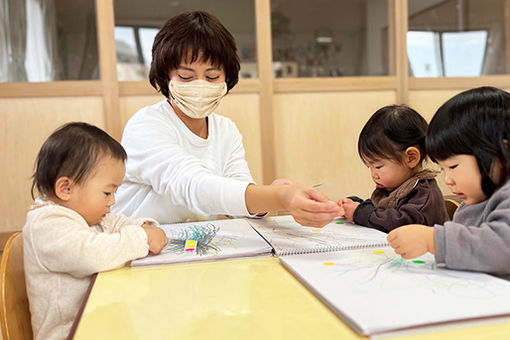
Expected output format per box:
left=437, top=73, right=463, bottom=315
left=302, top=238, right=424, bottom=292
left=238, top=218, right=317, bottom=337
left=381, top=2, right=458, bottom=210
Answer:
left=248, top=215, right=389, bottom=256
left=279, top=247, right=510, bottom=335
left=131, top=218, right=273, bottom=267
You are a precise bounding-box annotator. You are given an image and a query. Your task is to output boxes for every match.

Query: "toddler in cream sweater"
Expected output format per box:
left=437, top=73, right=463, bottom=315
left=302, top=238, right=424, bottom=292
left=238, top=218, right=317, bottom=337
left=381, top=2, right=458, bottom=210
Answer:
left=23, top=122, right=168, bottom=340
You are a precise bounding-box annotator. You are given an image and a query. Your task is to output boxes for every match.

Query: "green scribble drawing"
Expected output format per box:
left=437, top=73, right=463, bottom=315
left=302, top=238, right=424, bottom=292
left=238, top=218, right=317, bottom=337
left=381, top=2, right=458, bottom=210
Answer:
left=321, top=250, right=502, bottom=299
left=162, top=223, right=238, bottom=256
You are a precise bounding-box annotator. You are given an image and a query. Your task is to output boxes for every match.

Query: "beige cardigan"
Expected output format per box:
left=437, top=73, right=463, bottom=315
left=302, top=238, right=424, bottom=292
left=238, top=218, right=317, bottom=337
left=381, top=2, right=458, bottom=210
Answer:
left=23, top=199, right=153, bottom=340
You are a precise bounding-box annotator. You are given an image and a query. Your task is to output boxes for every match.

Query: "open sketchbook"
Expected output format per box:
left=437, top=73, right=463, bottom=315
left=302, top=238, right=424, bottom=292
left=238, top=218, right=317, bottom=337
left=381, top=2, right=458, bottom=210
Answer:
left=248, top=215, right=389, bottom=256
left=131, top=218, right=273, bottom=267
left=279, top=246, right=510, bottom=336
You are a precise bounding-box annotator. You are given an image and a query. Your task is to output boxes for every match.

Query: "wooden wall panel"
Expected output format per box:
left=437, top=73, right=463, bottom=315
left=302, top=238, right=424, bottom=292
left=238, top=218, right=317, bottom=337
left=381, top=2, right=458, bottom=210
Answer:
left=273, top=91, right=397, bottom=201
left=408, top=89, right=463, bottom=121
left=0, top=97, right=104, bottom=232
left=119, top=95, right=163, bottom=128
left=119, top=93, right=263, bottom=185
left=255, top=0, right=276, bottom=184
left=409, top=88, right=510, bottom=121
left=216, top=94, right=263, bottom=185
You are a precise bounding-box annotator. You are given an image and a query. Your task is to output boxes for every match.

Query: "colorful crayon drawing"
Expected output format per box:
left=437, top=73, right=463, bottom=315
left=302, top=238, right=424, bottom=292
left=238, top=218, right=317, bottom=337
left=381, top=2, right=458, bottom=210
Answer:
left=311, top=249, right=506, bottom=299
left=162, top=223, right=238, bottom=256
left=280, top=247, right=510, bottom=335
left=131, top=218, right=273, bottom=267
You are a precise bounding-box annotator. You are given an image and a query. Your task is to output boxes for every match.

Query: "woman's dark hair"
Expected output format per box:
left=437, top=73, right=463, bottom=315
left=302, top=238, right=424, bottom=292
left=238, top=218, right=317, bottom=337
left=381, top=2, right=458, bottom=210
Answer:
left=426, top=86, right=510, bottom=197
left=31, top=122, right=127, bottom=199
left=358, top=105, right=428, bottom=165
left=149, top=11, right=240, bottom=98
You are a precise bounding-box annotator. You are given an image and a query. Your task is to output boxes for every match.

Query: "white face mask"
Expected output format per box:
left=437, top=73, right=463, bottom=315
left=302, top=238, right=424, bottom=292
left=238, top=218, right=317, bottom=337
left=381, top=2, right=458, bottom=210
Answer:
left=169, top=79, right=227, bottom=119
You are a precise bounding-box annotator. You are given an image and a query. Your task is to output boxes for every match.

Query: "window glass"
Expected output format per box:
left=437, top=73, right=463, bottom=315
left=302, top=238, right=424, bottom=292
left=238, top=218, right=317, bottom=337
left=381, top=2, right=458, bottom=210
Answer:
left=114, top=0, right=258, bottom=80
left=442, top=31, right=487, bottom=76
left=0, top=0, right=99, bottom=82
left=115, top=26, right=145, bottom=80
left=139, top=28, right=158, bottom=69
left=270, top=0, right=390, bottom=78
left=408, top=0, right=508, bottom=77
left=407, top=31, right=441, bottom=77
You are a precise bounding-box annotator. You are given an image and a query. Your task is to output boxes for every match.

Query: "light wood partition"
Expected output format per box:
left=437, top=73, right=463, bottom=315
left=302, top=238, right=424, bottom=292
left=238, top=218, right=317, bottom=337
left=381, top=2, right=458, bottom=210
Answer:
left=255, top=0, right=276, bottom=183
left=215, top=93, right=263, bottom=184
left=96, top=0, right=122, bottom=141
left=408, top=89, right=462, bottom=120
left=392, top=0, right=409, bottom=104
left=0, top=97, right=104, bottom=236
left=505, top=0, right=510, bottom=72
left=274, top=90, right=397, bottom=200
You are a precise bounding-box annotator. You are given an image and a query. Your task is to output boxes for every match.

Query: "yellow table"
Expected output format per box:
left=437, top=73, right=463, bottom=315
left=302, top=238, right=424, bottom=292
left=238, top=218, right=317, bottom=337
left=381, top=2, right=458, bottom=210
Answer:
left=71, top=257, right=510, bottom=340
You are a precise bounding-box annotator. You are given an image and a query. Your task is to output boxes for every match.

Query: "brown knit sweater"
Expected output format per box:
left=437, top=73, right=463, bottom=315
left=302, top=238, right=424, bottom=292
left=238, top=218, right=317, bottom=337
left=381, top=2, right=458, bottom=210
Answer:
left=349, top=169, right=449, bottom=232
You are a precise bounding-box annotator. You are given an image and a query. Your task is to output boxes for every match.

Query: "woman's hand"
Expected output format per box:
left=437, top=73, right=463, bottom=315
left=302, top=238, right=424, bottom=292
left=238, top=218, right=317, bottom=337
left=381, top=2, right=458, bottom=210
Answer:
left=245, top=183, right=340, bottom=227
left=271, top=178, right=294, bottom=186
left=280, top=184, right=341, bottom=228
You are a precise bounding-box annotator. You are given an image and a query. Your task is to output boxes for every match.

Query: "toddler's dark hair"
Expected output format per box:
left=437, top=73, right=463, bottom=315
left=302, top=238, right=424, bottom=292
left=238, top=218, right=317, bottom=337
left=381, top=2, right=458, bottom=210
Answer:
left=426, top=86, right=510, bottom=197
left=358, top=105, right=428, bottom=164
left=31, top=122, right=127, bottom=199
left=149, top=11, right=240, bottom=98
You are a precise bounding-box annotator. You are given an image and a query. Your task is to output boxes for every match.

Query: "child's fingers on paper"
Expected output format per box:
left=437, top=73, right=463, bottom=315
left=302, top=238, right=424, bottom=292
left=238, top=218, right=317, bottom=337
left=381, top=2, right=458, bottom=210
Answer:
left=345, top=201, right=359, bottom=209
left=387, top=230, right=398, bottom=242
left=393, top=246, right=407, bottom=258
left=389, top=240, right=404, bottom=253
left=389, top=240, right=400, bottom=250
left=401, top=251, right=417, bottom=259
left=394, top=244, right=420, bottom=259
left=158, top=232, right=168, bottom=248
left=153, top=241, right=166, bottom=254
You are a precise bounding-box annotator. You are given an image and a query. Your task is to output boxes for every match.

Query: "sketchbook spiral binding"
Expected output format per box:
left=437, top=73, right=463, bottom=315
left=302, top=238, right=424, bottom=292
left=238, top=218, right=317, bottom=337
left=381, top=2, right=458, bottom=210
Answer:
left=249, top=215, right=390, bottom=258
left=276, top=241, right=390, bottom=256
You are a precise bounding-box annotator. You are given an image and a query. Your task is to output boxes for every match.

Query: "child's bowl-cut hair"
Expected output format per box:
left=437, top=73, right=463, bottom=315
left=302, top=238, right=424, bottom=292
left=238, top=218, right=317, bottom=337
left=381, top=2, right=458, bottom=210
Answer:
left=358, top=105, right=428, bottom=165
left=31, top=122, right=127, bottom=199
left=426, top=86, right=510, bottom=197
left=149, top=11, right=240, bottom=99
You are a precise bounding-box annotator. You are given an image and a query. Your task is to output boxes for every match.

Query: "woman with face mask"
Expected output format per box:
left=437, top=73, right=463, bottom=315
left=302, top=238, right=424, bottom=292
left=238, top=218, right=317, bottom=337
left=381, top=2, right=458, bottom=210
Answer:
left=112, top=11, right=340, bottom=227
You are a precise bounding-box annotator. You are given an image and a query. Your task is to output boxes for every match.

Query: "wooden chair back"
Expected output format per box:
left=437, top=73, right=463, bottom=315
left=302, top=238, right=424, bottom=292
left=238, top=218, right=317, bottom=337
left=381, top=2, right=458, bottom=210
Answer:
left=0, top=232, right=33, bottom=340
left=444, top=198, right=460, bottom=220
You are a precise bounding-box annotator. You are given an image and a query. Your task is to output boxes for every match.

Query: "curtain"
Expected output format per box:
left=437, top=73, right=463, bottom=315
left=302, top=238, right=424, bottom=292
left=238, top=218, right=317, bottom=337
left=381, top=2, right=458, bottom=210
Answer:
left=0, top=0, right=57, bottom=82
left=0, top=0, right=27, bottom=82
left=25, top=0, right=56, bottom=81
left=0, top=0, right=8, bottom=81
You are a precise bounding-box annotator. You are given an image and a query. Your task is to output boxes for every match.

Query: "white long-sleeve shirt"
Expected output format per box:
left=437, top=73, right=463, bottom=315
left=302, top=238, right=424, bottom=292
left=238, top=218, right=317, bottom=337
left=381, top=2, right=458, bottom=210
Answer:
left=23, top=200, right=152, bottom=340
left=112, top=100, right=254, bottom=224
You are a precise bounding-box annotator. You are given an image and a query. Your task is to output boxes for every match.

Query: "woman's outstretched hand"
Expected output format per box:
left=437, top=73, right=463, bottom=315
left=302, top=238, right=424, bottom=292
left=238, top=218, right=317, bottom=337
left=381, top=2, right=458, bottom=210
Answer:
left=280, top=184, right=341, bottom=227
